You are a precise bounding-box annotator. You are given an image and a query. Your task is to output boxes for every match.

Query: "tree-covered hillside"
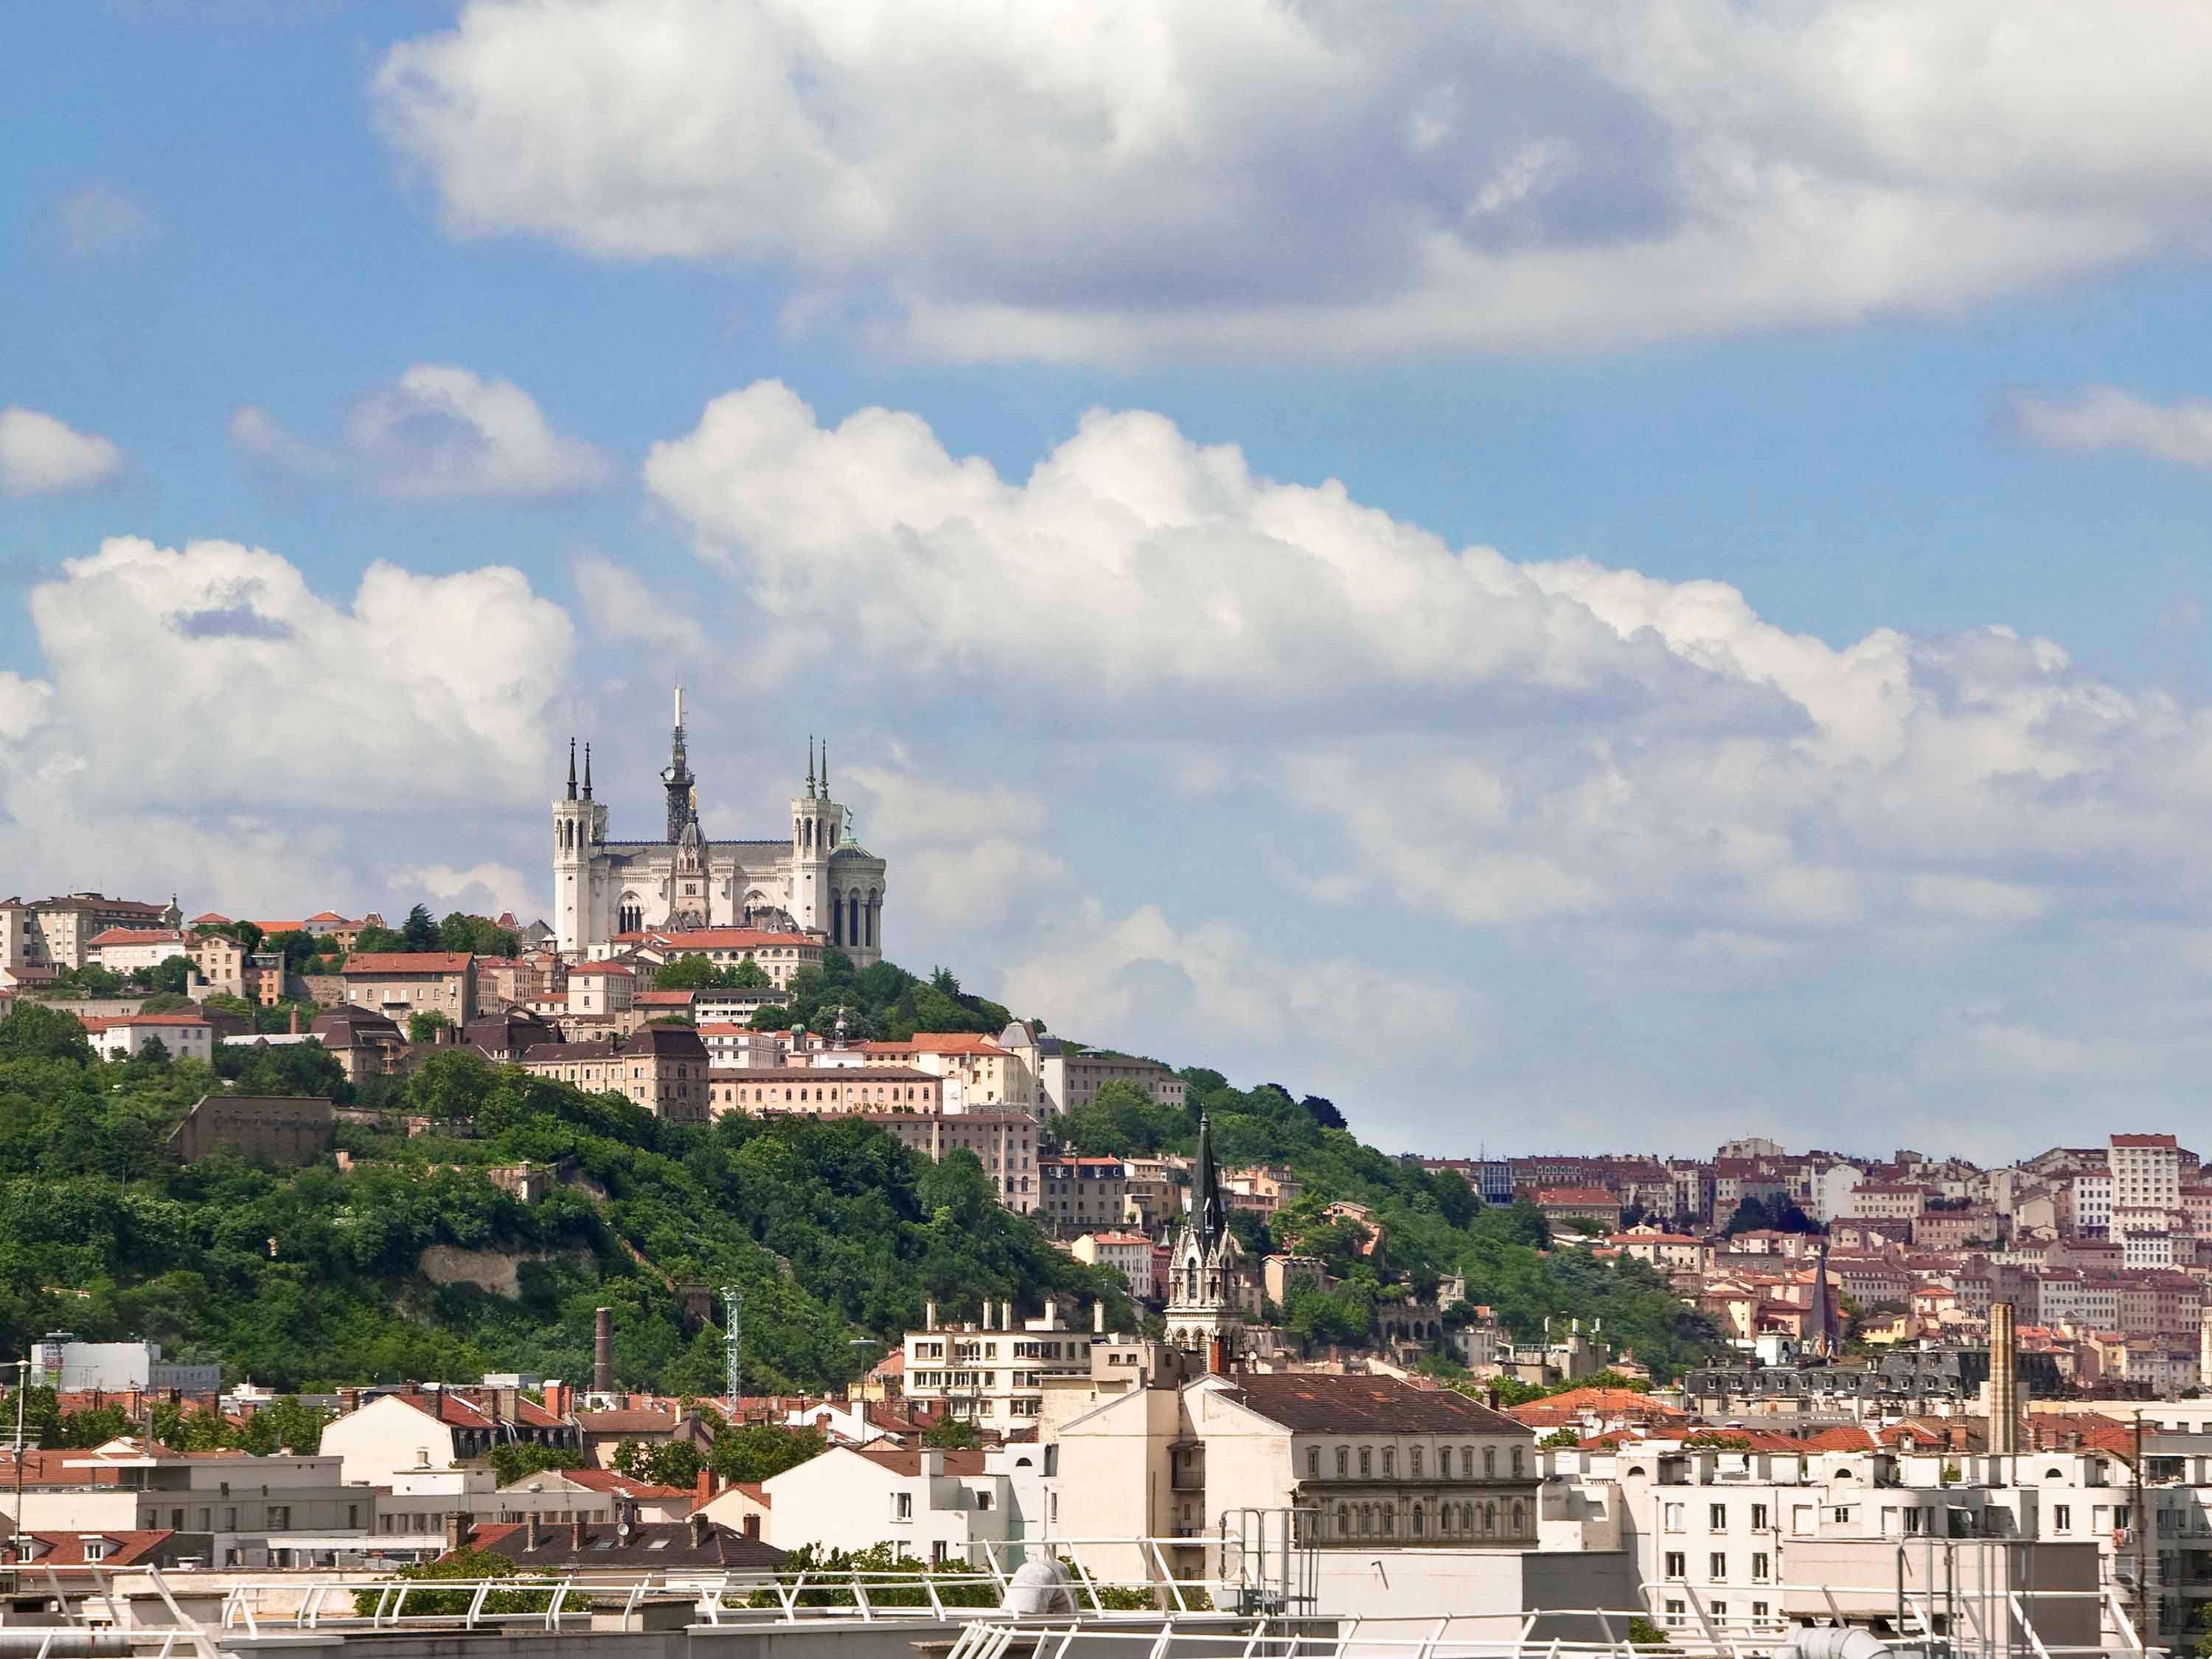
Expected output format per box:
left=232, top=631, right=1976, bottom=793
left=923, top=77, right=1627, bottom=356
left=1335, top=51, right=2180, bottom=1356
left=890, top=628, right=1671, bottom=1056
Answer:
left=0, top=1003, right=1125, bottom=1392
left=0, top=938, right=1724, bottom=1388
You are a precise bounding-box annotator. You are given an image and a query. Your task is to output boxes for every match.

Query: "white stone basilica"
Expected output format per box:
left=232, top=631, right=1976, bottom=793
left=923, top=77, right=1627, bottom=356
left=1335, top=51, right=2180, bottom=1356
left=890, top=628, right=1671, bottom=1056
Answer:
left=552, top=689, right=887, bottom=964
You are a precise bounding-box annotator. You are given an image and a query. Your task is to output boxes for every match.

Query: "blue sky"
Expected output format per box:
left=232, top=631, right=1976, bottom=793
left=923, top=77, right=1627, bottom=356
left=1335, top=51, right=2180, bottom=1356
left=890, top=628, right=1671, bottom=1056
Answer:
left=6, top=1, right=2212, bottom=1160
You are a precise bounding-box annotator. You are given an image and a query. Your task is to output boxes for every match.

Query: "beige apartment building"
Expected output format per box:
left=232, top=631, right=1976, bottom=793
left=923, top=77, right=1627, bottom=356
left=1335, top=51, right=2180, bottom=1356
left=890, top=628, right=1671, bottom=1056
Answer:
left=858, top=1109, right=1038, bottom=1211
left=709, top=1065, right=945, bottom=1116
left=518, top=1025, right=711, bottom=1122
left=341, top=951, right=477, bottom=1026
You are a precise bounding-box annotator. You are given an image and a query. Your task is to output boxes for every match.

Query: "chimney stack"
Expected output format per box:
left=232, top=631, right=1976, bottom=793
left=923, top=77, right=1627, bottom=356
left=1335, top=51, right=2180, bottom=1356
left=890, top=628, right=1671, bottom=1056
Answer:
left=1208, top=1337, right=1227, bottom=1377
left=689, top=1511, right=711, bottom=1548
left=742, top=1512, right=761, bottom=1539
left=925, top=1299, right=937, bottom=1329
left=525, top=1509, right=543, bottom=1551
left=594, top=1307, right=614, bottom=1394
left=1093, top=1299, right=1105, bottom=1335
left=443, top=1512, right=468, bottom=1554
left=1989, top=1300, right=2019, bottom=1458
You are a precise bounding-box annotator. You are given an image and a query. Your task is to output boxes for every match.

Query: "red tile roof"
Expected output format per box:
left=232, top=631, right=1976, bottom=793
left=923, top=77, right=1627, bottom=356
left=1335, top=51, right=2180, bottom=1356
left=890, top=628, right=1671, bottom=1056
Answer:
left=644, top=930, right=816, bottom=950
left=88, top=927, right=187, bottom=947
left=569, top=962, right=635, bottom=977
left=342, top=953, right=474, bottom=974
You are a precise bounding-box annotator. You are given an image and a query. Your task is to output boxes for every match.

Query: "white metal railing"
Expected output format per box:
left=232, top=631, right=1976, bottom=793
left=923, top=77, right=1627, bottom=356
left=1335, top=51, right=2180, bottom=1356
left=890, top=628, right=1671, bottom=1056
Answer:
left=49, top=1551, right=2160, bottom=1659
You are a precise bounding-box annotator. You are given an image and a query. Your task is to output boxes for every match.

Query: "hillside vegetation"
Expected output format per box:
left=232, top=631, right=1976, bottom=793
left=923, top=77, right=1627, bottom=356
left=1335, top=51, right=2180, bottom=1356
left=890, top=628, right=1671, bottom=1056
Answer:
left=0, top=948, right=1723, bottom=1388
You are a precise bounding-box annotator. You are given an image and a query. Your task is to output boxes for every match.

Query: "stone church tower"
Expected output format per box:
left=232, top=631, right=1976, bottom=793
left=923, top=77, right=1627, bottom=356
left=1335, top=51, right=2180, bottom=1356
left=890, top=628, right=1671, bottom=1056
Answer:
left=1166, top=1115, right=1245, bottom=1362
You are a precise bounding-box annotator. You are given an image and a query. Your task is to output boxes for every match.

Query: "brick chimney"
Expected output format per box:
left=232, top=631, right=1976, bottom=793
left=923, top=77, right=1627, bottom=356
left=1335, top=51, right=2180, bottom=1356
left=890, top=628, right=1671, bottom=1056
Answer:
left=742, top=1512, right=761, bottom=1539
left=695, top=1467, right=714, bottom=1508
left=594, top=1307, right=614, bottom=1394
left=525, top=1510, right=542, bottom=1551
left=689, top=1511, right=710, bottom=1548
left=571, top=1517, right=586, bottom=1549
left=443, top=1512, right=468, bottom=1553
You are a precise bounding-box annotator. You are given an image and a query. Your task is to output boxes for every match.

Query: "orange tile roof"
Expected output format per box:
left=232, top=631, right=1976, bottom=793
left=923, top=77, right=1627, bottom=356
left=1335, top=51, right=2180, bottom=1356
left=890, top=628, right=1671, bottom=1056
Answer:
left=644, top=929, right=817, bottom=950
left=342, top=952, right=474, bottom=974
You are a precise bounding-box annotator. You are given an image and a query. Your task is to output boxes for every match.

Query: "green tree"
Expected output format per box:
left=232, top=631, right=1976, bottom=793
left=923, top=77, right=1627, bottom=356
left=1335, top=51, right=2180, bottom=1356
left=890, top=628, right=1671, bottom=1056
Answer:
left=655, top=954, right=720, bottom=990
left=400, top=905, right=440, bottom=952
left=484, top=1441, right=582, bottom=1484
left=922, top=1416, right=980, bottom=1449
left=0, top=1003, right=94, bottom=1063
left=136, top=992, right=195, bottom=1014
left=352, top=1547, right=551, bottom=1615
left=726, top=959, right=773, bottom=990
left=149, top=956, right=198, bottom=995
left=709, top=1423, right=824, bottom=1485
left=408, top=1009, right=453, bottom=1045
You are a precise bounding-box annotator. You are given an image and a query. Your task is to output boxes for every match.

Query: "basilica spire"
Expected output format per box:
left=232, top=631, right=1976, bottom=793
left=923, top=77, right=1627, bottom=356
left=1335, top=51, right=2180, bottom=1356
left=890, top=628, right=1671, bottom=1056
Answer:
left=566, top=737, right=577, bottom=800
left=821, top=741, right=829, bottom=799
left=582, top=742, right=593, bottom=801
left=661, top=684, right=695, bottom=844
left=806, top=736, right=816, bottom=800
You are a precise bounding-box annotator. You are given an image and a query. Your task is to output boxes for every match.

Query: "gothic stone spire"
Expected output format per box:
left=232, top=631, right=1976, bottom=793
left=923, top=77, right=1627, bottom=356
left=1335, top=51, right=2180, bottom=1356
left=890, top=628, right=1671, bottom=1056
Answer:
left=567, top=736, right=577, bottom=800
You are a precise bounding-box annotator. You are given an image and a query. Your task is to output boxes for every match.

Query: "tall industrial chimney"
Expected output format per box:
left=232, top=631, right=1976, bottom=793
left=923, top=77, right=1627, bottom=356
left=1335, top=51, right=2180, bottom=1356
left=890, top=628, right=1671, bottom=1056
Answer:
left=594, top=1306, right=614, bottom=1395
left=1989, top=1300, right=2018, bottom=1458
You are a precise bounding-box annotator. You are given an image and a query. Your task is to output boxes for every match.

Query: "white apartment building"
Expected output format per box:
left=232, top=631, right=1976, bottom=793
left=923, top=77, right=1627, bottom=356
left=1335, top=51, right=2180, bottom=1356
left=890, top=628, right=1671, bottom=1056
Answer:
left=902, top=1301, right=1108, bottom=1427
left=82, top=1011, right=214, bottom=1063
left=2111, top=1134, right=2183, bottom=1213
left=861, top=1033, right=1034, bottom=1111
left=2074, top=1170, right=2115, bottom=1237
left=1549, top=1430, right=2152, bottom=1643
left=21, top=1443, right=372, bottom=1569
left=566, top=961, right=636, bottom=1017
left=759, top=1445, right=1015, bottom=1565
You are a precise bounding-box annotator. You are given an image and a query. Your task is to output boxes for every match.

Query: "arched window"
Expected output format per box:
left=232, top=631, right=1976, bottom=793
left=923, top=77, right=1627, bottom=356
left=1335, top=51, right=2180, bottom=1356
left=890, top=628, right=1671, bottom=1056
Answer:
left=1484, top=1501, right=1498, bottom=1535
left=1412, top=1504, right=1425, bottom=1537
left=846, top=892, right=860, bottom=947
left=1510, top=1500, right=1526, bottom=1535
left=1358, top=1506, right=1372, bottom=1537
left=867, top=892, right=879, bottom=947
left=1335, top=1447, right=1349, bottom=1477
left=831, top=893, right=844, bottom=946
left=1484, top=1447, right=1497, bottom=1477
left=1335, top=1504, right=1349, bottom=1537
left=1187, top=1262, right=1199, bottom=1300
left=1382, top=1448, right=1395, bottom=1477
left=1382, top=1504, right=1395, bottom=1537
left=1441, top=1503, right=1455, bottom=1534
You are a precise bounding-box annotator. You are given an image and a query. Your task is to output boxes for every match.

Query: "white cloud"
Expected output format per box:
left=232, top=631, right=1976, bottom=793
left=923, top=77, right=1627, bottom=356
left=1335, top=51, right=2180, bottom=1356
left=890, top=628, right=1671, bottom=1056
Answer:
left=0, top=535, right=579, bottom=923
left=231, top=366, right=608, bottom=497
left=649, top=382, right=2212, bottom=952
left=395, top=860, right=540, bottom=919
left=572, top=554, right=709, bottom=661
left=841, top=768, right=1063, bottom=928
left=1002, top=901, right=1466, bottom=1055
left=2014, top=386, right=2212, bottom=470
left=0, top=407, right=124, bottom=497
left=24, top=536, right=575, bottom=813
left=377, top=0, right=2212, bottom=361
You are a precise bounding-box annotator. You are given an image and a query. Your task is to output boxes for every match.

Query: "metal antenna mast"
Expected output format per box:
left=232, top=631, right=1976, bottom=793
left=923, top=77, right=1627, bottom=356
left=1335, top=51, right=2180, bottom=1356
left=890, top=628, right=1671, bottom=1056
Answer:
left=721, top=1285, right=743, bottom=1412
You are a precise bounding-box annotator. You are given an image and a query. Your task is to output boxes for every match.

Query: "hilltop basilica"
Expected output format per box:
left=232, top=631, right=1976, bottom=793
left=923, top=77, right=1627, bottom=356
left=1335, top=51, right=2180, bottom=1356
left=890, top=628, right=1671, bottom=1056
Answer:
left=552, top=689, right=887, bottom=964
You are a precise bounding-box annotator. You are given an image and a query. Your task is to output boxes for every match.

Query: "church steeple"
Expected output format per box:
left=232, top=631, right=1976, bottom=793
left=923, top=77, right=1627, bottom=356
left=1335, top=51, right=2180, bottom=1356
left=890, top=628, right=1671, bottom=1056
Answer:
left=582, top=742, right=593, bottom=801
left=661, top=685, right=695, bottom=843
left=566, top=737, right=577, bottom=801
left=806, top=736, right=816, bottom=800
left=1192, top=1113, right=1226, bottom=1251
left=821, top=742, right=829, bottom=799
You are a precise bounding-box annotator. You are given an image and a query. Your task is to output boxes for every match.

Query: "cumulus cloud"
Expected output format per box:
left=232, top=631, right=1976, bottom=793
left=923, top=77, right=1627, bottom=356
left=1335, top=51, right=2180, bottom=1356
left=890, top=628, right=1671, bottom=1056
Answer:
left=24, top=536, right=575, bottom=812
left=0, top=407, right=124, bottom=497
left=376, top=0, right=2212, bottom=360
left=0, top=537, right=578, bottom=921
left=231, top=366, right=609, bottom=496
left=840, top=768, right=1064, bottom=929
left=649, top=382, right=2212, bottom=953
left=2014, top=386, right=2212, bottom=469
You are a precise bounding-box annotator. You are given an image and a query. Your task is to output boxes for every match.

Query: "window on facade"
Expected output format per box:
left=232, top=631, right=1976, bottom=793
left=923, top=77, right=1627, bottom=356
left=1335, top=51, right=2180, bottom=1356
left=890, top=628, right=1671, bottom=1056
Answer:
left=1358, top=1506, right=1372, bottom=1536
left=1709, top=1552, right=1727, bottom=1580
left=2054, top=1505, right=2072, bottom=1531
left=1382, top=1504, right=1395, bottom=1537
left=1665, top=1552, right=1686, bottom=1579
left=1663, top=1503, right=1685, bottom=1532
left=1485, top=1447, right=1497, bottom=1477
left=1664, top=1601, right=1686, bottom=1629
left=1709, top=1503, right=1728, bottom=1531
left=1752, top=1553, right=1770, bottom=1582
left=1410, top=1447, right=1424, bottom=1477
left=1382, top=1448, right=1395, bottom=1477
left=891, top=1493, right=912, bottom=1522
left=1513, top=1447, right=1526, bottom=1477
left=1335, top=1504, right=1349, bottom=1537
left=1360, top=1447, right=1372, bottom=1476
left=1750, top=1503, right=1768, bottom=1531
left=1307, top=1447, right=1320, bottom=1477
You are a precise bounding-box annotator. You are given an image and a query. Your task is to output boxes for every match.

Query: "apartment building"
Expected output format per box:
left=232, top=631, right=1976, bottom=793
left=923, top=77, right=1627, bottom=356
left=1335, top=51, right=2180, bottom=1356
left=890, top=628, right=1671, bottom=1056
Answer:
left=862, top=1032, right=1034, bottom=1110
left=341, top=952, right=477, bottom=1026
left=516, top=1025, right=711, bottom=1122
left=902, top=1301, right=1104, bottom=1427
left=707, top=1065, right=944, bottom=1116
left=1039, top=1155, right=1135, bottom=1229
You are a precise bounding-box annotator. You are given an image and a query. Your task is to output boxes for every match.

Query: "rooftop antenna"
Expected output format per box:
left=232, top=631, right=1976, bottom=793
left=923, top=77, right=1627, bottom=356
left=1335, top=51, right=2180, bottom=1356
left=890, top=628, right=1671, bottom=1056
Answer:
left=721, top=1285, right=743, bottom=1413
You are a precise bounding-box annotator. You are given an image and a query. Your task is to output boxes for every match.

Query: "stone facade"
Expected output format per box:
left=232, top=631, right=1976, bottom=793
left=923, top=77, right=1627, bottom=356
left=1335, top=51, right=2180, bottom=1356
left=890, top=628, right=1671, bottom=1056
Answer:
left=553, top=692, right=888, bottom=964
